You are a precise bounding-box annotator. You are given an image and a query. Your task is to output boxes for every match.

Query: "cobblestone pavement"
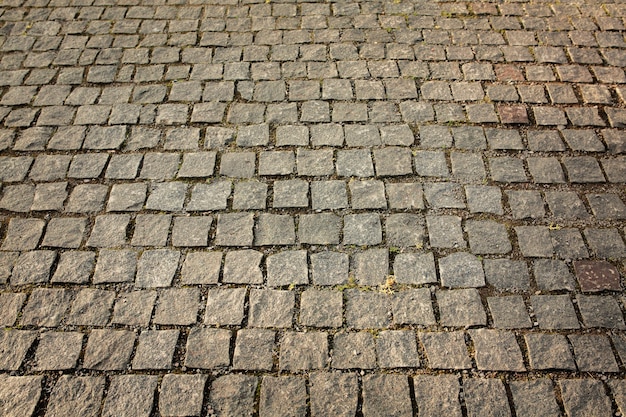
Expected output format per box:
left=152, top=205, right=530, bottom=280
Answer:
left=0, top=0, right=625, bottom=414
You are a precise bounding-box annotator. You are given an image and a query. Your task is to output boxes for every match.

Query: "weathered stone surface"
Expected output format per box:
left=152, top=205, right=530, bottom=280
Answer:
left=413, top=375, right=462, bottom=417
left=159, top=374, right=208, bottom=417
left=259, top=376, right=307, bottom=417
left=362, top=374, right=413, bottom=417
left=0, top=375, right=43, bottom=417
left=102, top=376, right=158, bottom=417
left=209, top=375, right=258, bottom=417
left=46, top=376, right=105, bottom=417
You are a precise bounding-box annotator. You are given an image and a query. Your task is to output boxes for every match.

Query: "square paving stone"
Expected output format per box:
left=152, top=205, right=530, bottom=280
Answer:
left=135, top=249, right=180, bottom=287
left=413, top=375, right=462, bottom=417
left=153, top=288, right=199, bottom=325
left=145, top=182, right=187, bottom=211
left=439, top=252, right=485, bottom=288
left=489, top=157, right=527, bottom=182
left=92, top=250, right=136, bottom=284
left=0, top=331, right=37, bottom=371
left=208, top=375, right=258, bottom=417
left=177, top=152, right=216, bottom=178
left=101, top=376, right=158, bottom=417
left=343, top=213, right=382, bottom=245
left=29, top=154, right=71, bottom=181
left=1, top=184, right=34, bottom=213
left=0, top=292, right=26, bottom=327
left=336, top=149, right=375, bottom=177
left=132, top=330, right=179, bottom=370
left=159, top=374, right=207, bottom=417
left=266, top=250, right=308, bottom=286
left=215, top=213, right=254, bottom=246
left=299, top=289, right=343, bottom=328
left=232, top=181, right=268, bottom=210
left=255, top=214, right=296, bottom=246
left=376, top=330, right=419, bottom=368
left=181, top=251, right=222, bottom=285
left=527, top=157, right=566, bottom=183
left=219, top=152, right=256, bottom=178
left=105, top=154, right=142, bottom=179
left=279, top=331, right=328, bottom=371
left=184, top=328, right=231, bottom=369
left=465, top=220, right=511, bottom=254
left=66, top=184, right=109, bottom=213
left=311, top=251, right=349, bottom=286
left=373, top=147, right=413, bottom=176
left=464, top=379, right=511, bottom=417
left=25, top=185, right=62, bottom=212
left=506, top=190, right=545, bottom=219
left=66, top=288, right=115, bottom=326
left=332, top=331, right=376, bottom=369
left=484, top=259, right=530, bottom=291
left=531, top=295, right=580, bottom=329
left=551, top=228, right=590, bottom=260
left=583, top=228, right=626, bottom=258
left=140, top=153, right=179, bottom=180
left=131, top=214, right=171, bottom=246
left=423, top=182, right=465, bottom=209
left=258, top=151, right=295, bottom=176
left=392, top=289, right=436, bottom=326
left=86, top=214, right=130, bottom=247
left=349, top=180, right=386, bottom=209
left=260, top=376, right=307, bottom=417
left=41, top=218, right=86, bottom=248
left=233, top=329, right=275, bottom=371
left=545, top=191, right=590, bottom=219
left=296, top=148, right=334, bottom=176
left=46, top=376, right=105, bottom=417
left=310, top=373, right=358, bottom=417
left=426, top=215, right=465, bottom=249
left=107, top=183, right=147, bottom=212
left=248, top=289, right=294, bottom=328
left=362, top=374, right=413, bottom=417
left=0, top=375, right=43, bottom=417
left=524, top=333, right=576, bottom=370
left=222, top=250, right=263, bottom=284
left=387, top=183, right=424, bottom=209
left=34, top=331, right=83, bottom=371
left=83, top=329, right=135, bottom=370
left=515, top=226, right=554, bottom=257
left=311, top=180, right=347, bottom=210
left=509, top=378, right=561, bottom=417
left=111, top=291, right=157, bottom=326
left=568, top=334, right=619, bottom=372
left=420, top=331, right=472, bottom=370
left=393, top=252, right=437, bottom=285
left=345, top=290, right=390, bottom=329
left=573, top=260, right=621, bottom=292
left=488, top=296, right=532, bottom=329
left=20, top=288, right=71, bottom=327
left=67, top=153, right=108, bottom=178
left=559, top=380, right=612, bottom=417
left=187, top=180, right=232, bottom=211
left=414, top=151, right=450, bottom=178
left=563, top=156, right=605, bottom=183
left=273, top=179, right=309, bottom=208
left=577, top=295, right=625, bottom=329
left=276, top=125, right=309, bottom=146
left=437, top=289, right=487, bottom=327
left=587, top=193, right=626, bottom=220
left=534, top=259, right=576, bottom=291
left=11, top=250, right=56, bottom=286
left=450, top=152, right=486, bottom=180
left=298, top=213, right=341, bottom=244
left=204, top=288, right=246, bottom=326
left=352, top=249, right=388, bottom=286
left=1, top=218, right=45, bottom=251
left=171, top=216, right=212, bottom=247
left=469, top=328, right=525, bottom=371
left=386, top=213, right=424, bottom=248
